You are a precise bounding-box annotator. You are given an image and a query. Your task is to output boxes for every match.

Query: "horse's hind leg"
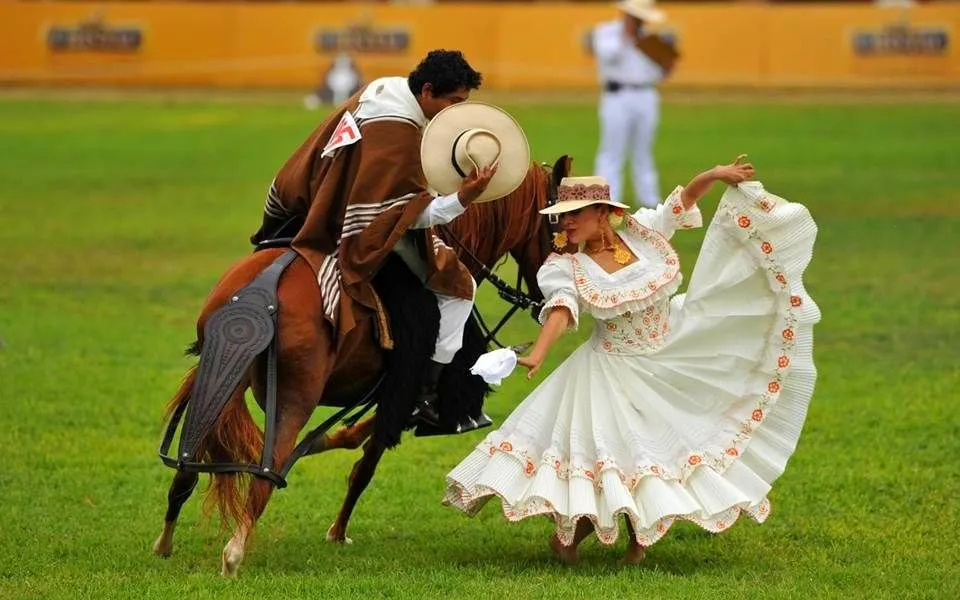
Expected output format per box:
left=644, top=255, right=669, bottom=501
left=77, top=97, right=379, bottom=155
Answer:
left=152, top=470, right=199, bottom=557
left=326, top=437, right=386, bottom=544
left=305, top=416, right=376, bottom=456
left=220, top=396, right=316, bottom=577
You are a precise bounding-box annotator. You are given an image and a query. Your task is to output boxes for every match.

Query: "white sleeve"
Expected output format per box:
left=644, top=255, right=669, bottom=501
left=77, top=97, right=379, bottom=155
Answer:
left=593, top=25, right=628, bottom=65
left=536, top=255, right=579, bottom=331
left=631, top=186, right=703, bottom=240
left=408, top=192, right=466, bottom=229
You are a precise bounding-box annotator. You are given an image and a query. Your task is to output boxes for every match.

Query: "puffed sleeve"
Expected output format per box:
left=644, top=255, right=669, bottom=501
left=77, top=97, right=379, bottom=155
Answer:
left=631, top=185, right=703, bottom=240
left=536, top=254, right=579, bottom=331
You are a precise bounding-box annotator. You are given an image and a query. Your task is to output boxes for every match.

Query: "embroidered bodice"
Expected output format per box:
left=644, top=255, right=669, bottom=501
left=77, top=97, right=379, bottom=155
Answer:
left=537, top=186, right=702, bottom=355
left=591, top=302, right=671, bottom=354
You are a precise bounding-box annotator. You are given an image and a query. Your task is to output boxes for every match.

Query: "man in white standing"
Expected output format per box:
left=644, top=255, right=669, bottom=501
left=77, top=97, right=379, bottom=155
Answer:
left=590, top=0, right=677, bottom=208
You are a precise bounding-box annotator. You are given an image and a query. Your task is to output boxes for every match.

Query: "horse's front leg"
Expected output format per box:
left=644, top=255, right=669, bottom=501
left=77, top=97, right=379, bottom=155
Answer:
left=305, top=416, right=376, bottom=456
left=326, top=437, right=386, bottom=544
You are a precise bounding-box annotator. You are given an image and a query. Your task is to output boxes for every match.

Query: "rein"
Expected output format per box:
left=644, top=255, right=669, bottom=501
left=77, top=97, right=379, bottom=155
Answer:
left=439, top=226, right=541, bottom=349
left=439, top=162, right=562, bottom=349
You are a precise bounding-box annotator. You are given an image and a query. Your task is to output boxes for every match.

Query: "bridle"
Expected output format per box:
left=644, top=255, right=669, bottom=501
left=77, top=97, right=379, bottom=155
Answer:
left=439, top=162, right=563, bottom=349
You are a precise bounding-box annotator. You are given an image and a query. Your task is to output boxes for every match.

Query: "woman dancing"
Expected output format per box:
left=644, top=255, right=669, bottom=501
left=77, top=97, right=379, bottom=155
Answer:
left=444, top=157, right=820, bottom=564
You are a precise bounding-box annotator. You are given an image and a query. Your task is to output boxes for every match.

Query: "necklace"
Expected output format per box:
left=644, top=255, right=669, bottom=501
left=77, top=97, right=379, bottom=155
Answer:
left=585, top=232, right=632, bottom=265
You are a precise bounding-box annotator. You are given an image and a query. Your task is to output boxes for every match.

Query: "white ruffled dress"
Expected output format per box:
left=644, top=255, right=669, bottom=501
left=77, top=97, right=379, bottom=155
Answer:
left=443, top=182, right=821, bottom=547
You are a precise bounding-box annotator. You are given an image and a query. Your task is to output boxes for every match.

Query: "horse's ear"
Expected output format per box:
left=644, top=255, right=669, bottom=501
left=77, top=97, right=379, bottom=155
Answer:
left=552, top=155, right=572, bottom=184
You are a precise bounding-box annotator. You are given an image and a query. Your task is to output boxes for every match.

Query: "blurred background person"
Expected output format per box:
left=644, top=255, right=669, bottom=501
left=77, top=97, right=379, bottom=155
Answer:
left=304, top=51, right=364, bottom=111
left=589, top=0, right=678, bottom=209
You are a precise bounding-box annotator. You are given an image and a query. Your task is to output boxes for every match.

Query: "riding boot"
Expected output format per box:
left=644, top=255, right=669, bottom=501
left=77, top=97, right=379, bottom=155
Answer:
left=411, top=360, right=445, bottom=428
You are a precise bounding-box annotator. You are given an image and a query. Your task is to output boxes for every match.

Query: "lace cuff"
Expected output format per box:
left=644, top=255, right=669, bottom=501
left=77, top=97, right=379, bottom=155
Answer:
left=663, top=186, right=703, bottom=232
left=538, top=295, right=579, bottom=332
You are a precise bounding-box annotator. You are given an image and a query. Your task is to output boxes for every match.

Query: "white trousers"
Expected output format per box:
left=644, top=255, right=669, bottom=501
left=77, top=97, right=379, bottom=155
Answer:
left=392, top=238, right=476, bottom=364
left=594, top=88, right=661, bottom=208
left=433, top=280, right=475, bottom=364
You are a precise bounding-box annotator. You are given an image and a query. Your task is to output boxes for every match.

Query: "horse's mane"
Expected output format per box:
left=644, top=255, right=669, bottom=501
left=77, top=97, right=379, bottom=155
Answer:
left=442, top=163, right=550, bottom=269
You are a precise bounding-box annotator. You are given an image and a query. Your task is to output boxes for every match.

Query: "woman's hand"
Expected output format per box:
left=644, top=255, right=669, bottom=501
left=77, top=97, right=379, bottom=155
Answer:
left=517, top=354, right=544, bottom=380
left=713, top=154, right=755, bottom=186
left=681, top=155, right=756, bottom=209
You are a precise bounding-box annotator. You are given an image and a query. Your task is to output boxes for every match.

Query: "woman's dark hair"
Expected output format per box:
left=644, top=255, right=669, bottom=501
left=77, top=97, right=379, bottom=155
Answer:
left=407, top=50, right=483, bottom=97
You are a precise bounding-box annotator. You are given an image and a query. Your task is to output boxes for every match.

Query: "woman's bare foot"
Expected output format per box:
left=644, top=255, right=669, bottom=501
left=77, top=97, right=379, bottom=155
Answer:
left=549, top=534, right=579, bottom=565
left=619, top=540, right=646, bottom=565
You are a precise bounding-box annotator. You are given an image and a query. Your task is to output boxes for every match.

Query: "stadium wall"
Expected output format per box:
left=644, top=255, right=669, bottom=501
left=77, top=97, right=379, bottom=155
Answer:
left=0, top=2, right=956, bottom=90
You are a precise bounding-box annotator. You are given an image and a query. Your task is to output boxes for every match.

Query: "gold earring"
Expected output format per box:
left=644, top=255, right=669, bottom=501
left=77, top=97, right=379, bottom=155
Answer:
left=552, top=231, right=568, bottom=251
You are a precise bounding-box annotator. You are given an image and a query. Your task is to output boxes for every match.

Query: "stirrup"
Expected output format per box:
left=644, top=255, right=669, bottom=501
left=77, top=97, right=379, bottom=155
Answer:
left=413, top=412, right=494, bottom=438
left=410, top=396, right=441, bottom=427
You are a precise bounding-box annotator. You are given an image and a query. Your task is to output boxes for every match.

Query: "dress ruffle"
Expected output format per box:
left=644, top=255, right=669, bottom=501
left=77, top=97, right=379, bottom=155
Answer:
left=443, top=182, right=820, bottom=547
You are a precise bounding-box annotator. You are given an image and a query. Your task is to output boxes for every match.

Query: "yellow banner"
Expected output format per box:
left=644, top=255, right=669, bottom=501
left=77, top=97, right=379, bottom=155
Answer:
left=0, top=2, right=957, bottom=89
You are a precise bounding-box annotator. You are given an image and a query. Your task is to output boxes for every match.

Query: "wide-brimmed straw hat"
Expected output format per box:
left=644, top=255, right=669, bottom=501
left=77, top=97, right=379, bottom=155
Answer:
left=421, top=102, right=530, bottom=204
left=616, top=0, right=666, bottom=24
left=539, top=176, right=630, bottom=215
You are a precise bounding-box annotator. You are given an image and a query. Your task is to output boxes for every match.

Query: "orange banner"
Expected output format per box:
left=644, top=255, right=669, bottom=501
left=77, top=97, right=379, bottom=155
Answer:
left=0, top=2, right=957, bottom=89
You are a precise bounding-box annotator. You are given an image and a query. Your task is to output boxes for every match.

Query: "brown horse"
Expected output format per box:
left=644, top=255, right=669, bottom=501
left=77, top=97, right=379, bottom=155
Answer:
left=152, top=156, right=572, bottom=576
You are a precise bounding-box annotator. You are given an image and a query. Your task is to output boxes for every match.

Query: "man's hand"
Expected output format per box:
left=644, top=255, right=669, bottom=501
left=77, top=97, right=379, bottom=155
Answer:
left=457, top=163, right=499, bottom=207
left=713, top=154, right=755, bottom=186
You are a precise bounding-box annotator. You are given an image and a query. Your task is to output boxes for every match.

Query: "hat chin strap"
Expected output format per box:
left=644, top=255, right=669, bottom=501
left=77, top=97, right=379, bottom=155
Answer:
left=451, top=128, right=502, bottom=178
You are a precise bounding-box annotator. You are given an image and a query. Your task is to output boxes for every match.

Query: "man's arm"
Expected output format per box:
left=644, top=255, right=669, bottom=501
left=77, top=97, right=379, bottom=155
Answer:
left=408, top=193, right=466, bottom=229
left=593, top=24, right=628, bottom=64
left=407, top=161, right=498, bottom=230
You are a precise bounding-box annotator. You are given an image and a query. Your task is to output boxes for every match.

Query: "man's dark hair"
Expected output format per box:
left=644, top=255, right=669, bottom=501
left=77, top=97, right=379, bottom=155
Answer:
left=407, top=49, right=483, bottom=97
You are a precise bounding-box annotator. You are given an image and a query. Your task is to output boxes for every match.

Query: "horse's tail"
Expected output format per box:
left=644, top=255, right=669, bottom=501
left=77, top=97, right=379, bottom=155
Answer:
left=201, top=378, right=263, bottom=530
left=165, top=344, right=264, bottom=530
left=164, top=365, right=197, bottom=422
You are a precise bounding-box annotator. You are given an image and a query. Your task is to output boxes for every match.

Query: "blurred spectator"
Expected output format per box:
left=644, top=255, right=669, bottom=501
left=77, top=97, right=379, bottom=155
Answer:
left=304, top=52, right=364, bottom=111
left=588, top=0, right=677, bottom=209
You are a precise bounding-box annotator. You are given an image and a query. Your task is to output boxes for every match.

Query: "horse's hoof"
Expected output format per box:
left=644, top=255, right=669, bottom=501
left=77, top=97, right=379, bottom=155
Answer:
left=220, top=558, right=240, bottom=578
left=325, top=524, right=353, bottom=545
left=220, top=537, right=245, bottom=577
left=152, top=534, right=173, bottom=558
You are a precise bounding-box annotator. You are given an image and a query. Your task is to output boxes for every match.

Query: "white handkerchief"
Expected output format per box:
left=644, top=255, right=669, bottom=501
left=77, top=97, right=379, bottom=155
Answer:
left=470, top=348, right=518, bottom=385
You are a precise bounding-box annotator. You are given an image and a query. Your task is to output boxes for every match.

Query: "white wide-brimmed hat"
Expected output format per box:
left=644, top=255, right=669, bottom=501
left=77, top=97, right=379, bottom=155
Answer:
left=616, top=0, right=666, bottom=24
left=539, top=176, right=630, bottom=215
left=421, top=102, right=530, bottom=204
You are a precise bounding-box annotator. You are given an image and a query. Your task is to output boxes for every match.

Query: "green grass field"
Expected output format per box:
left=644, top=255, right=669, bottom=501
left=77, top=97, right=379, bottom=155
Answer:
left=0, top=90, right=958, bottom=599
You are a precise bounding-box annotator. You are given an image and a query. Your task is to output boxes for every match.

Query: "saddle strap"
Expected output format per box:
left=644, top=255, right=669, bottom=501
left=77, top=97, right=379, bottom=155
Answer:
left=170, top=251, right=296, bottom=471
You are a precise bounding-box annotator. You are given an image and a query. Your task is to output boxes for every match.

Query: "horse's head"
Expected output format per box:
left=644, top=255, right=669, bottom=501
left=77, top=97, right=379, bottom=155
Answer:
left=512, top=155, right=573, bottom=304
left=439, top=155, right=573, bottom=312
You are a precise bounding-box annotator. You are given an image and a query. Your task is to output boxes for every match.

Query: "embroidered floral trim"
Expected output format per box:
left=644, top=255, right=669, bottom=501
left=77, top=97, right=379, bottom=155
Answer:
left=536, top=254, right=580, bottom=330
left=477, top=439, right=688, bottom=487
left=668, top=188, right=810, bottom=481
left=662, top=186, right=703, bottom=231
left=537, top=295, right=579, bottom=331
left=592, top=305, right=670, bottom=355
left=567, top=186, right=704, bottom=320
left=557, top=183, right=610, bottom=202
left=443, top=470, right=772, bottom=548
left=571, top=218, right=681, bottom=319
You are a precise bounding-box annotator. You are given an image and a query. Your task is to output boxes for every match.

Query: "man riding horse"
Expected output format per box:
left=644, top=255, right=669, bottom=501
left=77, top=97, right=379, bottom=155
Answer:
left=153, top=54, right=559, bottom=571
left=250, top=49, right=529, bottom=434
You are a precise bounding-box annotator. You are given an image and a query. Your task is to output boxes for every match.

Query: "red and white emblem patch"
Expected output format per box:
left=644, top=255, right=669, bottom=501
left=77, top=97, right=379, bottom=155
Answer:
left=321, top=111, right=361, bottom=158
